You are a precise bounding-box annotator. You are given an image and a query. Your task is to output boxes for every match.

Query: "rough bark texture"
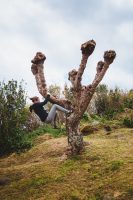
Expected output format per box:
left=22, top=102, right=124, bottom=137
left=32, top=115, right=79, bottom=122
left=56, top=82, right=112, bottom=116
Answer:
left=31, top=40, right=116, bottom=156
left=31, top=52, right=71, bottom=108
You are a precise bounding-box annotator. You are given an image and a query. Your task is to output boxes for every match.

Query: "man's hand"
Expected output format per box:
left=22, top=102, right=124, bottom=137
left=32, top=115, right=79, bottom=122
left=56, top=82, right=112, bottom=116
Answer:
left=46, top=94, right=50, bottom=100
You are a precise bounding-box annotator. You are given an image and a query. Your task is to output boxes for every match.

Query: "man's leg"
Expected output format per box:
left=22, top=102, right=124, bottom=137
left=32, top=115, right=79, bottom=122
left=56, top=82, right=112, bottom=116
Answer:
left=46, top=104, right=70, bottom=123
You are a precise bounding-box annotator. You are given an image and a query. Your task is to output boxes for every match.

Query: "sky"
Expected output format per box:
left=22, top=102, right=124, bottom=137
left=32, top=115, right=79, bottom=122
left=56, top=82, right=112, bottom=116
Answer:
left=0, top=0, right=133, bottom=100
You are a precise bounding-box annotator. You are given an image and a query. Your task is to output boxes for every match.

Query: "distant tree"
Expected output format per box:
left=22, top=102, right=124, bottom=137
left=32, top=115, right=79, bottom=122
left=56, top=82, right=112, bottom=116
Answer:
left=48, top=84, right=61, bottom=99
left=0, top=80, right=29, bottom=155
left=30, top=39, right=116, bottom=155
left=124, top=90, right=133, bottom=109
left=94, top=84, right=109, bottom=116
left=94, top=85, right=133, bottom=119
left=63, top=83, right=73, bottom=102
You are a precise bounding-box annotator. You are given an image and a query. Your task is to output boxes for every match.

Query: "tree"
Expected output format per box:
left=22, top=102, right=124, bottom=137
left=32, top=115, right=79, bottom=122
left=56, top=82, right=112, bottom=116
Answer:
left=0, top=80, right=29, bottom=155
left=63, top=83, right=73, bottom=102
left=30, top=39, right=116, bottom=155
left=48, top=84, right=61, bottom=99
left=94, top=84, right=109, bottom=116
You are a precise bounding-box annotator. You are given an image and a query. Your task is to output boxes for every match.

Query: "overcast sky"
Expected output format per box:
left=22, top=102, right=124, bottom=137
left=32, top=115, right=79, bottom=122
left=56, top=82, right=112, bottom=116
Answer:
left=0, top=0, right=133, bottom=100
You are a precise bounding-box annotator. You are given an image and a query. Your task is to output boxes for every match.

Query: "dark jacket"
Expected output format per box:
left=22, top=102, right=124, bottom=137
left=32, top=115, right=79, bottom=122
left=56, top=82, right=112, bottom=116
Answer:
left=29, top=95, right=50, bottom=122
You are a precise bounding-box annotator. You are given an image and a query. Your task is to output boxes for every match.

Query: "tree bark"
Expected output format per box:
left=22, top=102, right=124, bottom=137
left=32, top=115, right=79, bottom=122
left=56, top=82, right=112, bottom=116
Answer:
left=31, top=52, right=71, bottom=108
left=66, top=114, right=83, bottom=155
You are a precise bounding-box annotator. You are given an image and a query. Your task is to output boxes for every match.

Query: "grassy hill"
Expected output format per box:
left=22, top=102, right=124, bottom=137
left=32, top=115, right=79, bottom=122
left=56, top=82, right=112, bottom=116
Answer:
left=0, top=127, right=133, bottom=200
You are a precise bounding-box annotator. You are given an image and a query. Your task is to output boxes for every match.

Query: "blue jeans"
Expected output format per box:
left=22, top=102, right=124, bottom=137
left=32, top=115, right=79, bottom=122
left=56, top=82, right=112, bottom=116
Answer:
left=45, top=104, right=69, bottom=123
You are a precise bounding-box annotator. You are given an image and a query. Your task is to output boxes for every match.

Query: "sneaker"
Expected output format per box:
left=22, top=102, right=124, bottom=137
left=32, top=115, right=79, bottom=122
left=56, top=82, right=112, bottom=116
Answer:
left=68, top=110, right=73, bottom=114
left=66, top=110, right=73, bottom=117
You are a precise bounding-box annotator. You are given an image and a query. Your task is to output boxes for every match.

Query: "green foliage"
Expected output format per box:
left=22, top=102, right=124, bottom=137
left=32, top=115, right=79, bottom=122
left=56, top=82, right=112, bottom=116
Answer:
left=48, top=84, right=61, bottom=98
left=25, top=124, right=66, bottom=144
left=82, top=112, right=90, bottom=121
left=94, top=84, right=132, bottom=119
left=90, top=114, right=102, bottom=121
left=63, top=83, right=73, bottom=102
left=123, top=90, right=133, bottom=109
left=123, top=115, right=133, bottom=128
left=28, top=177, right=50, bottom=187
left=0, top=80, right=30, bottom=155
left=43, top=125, right=66, bottom=137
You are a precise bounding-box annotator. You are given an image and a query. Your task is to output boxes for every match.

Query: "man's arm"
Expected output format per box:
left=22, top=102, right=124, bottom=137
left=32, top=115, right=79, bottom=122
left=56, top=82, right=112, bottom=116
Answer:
left=40, top=94, right=51, bottom=106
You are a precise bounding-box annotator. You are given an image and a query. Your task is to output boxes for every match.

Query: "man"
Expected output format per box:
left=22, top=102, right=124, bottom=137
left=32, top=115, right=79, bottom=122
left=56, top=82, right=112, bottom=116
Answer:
left=29, top=94, right=72, bottom=126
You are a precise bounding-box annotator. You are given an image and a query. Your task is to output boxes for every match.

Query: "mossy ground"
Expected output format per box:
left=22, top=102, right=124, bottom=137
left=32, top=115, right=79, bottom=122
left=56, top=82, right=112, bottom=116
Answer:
left=0, top=128, right=133, bottom=200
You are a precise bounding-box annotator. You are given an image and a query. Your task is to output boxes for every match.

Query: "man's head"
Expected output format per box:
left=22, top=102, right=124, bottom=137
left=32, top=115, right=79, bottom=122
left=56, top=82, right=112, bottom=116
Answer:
left=30, top=96, right=40, bottom=103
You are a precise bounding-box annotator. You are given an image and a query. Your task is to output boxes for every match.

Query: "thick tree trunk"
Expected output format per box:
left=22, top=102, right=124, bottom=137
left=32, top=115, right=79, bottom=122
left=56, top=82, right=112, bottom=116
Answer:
left=66, top=114, right=84, bottom=155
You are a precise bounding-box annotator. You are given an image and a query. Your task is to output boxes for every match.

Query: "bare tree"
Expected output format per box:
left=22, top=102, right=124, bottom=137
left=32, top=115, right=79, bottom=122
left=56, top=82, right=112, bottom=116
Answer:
left=31, top=39, right=116, bottom=155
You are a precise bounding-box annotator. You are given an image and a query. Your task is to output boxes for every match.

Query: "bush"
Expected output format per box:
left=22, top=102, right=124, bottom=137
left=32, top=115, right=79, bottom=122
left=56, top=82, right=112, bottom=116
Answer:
left=0, top=80, right=30, bottom=155
left=94, top=84, right=132, bottom=119
left=123, top=115, right=133, bottom=128
left=124, top=90, right=133, bottom=109
left=82, top=112, right=90, bottom=121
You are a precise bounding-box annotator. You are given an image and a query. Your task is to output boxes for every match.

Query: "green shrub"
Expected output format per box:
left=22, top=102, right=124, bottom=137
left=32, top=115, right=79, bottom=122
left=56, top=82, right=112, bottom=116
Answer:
left=26, top=124, right=66, bottom=143
left=82, top=112, right=90, bottom=121
left=94, top=84, right=132, bottom=119
left=0, top=80, right=30, bottom=155
left=124, top=90, right=133, bottom=109
left=123, top=115, right=133, bottom=128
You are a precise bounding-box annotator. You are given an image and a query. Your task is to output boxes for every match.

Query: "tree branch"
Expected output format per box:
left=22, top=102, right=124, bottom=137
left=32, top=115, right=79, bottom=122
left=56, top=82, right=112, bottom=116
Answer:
left=91, top=50, right=116, bottom=88
left=79, top=50, right=116, bottom=114
left=67, top=40, right=96, bottom=113
left=74, top=40, right=96, bottom=89
left=31, top=52, right=71, bottom=107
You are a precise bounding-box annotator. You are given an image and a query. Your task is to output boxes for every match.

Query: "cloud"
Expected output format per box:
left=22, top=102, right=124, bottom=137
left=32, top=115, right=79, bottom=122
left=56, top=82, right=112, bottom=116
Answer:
left=108, top=0, right=133, bottom=10
left=117, top=22, right=133, bottom=44
left=0, top=0, right=132, bottom=102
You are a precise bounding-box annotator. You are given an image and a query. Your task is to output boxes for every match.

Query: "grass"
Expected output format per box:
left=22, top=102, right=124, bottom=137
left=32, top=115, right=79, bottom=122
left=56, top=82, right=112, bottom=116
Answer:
left=27, top=124, right=66, bottom=139
left=21, top=124, right=66, bottom=150
left=0, top=127, right=133, bottom=200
